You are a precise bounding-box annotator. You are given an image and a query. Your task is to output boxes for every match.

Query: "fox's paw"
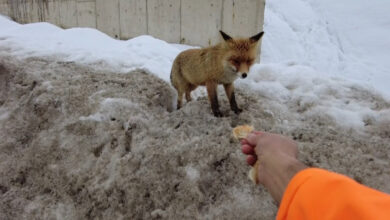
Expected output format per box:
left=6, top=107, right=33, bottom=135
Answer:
left=233, top=108, right=243, bottom=114
left=213, top=110, right=223, bottom=117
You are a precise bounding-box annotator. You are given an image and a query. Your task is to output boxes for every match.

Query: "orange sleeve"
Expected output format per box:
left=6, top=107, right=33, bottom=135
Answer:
left=277, top=168, right=390, bottom=220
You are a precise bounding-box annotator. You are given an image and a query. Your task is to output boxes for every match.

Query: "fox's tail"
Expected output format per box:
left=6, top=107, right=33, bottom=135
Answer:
left=170, top=60, right=181, bottom=90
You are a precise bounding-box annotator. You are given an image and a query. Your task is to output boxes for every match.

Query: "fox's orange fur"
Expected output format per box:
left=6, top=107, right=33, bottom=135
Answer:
left=170, top=31, right=264, bottom=116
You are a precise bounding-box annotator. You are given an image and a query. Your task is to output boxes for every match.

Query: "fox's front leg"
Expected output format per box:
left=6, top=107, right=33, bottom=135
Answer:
left=224, top=83, right=242, bottom=114
left=206, top=81, right=222, bottom=117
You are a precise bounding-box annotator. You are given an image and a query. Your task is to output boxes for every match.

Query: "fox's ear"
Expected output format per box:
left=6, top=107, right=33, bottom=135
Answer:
left=220, top=30, right=232, bottom=41
left=250, top=31, right=264, bottom=43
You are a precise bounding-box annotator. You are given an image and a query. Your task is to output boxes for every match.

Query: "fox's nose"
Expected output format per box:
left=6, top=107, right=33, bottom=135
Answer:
left=242, top=73, right=247, bottom=78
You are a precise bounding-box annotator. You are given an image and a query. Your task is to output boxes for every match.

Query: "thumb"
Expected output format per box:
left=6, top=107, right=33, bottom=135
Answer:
left=245, top=131, right=263, bottom=146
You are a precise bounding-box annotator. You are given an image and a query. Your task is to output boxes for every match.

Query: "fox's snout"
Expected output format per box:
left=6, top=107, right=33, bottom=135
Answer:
left=228, top=62, right=251, bottom=79
left=231, top=63, right=250, bottom=79
left=235, top=71, right=247, bottom=78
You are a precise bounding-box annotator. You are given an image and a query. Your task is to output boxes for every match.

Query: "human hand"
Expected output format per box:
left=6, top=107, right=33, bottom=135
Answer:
left=241, top=131, right=307, bottom=203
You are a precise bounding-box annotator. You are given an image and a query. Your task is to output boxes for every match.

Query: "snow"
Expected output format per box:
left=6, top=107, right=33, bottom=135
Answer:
left=0, top=18, right=181, bottom=81
left=239, top=62, right=389, bottom=128
left=185, top=166, right=200, bottom=181
left=0, top=0, right=389, bottom=129
left=0, top=107, right=9, bottom=121
left=261, top=0, right=390, bottom=97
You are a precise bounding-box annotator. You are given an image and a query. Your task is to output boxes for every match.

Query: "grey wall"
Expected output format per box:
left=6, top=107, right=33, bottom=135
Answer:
left=0, top=0, right=265, bottom=47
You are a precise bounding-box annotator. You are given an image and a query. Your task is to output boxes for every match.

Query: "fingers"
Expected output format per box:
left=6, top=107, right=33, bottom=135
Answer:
left=240, top=130, right=264, bottom=166
left=242, top=144, right=257, bottom=166
left=245, top=131, right=264, bottom=146
left=241, top=144, right=254, bottom=154
left=240, top=139, right=249, bottom=145
left=242, top=144, right=257, bottom=165
left=246, top=155, right=257, bottom=166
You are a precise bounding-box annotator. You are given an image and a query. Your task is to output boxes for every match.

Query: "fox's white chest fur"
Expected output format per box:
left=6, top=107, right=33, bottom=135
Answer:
left=218, top=65, right=238, bottom=84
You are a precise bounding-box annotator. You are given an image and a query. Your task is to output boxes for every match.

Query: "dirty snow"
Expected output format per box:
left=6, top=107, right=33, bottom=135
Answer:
left=0, top=56, right=389, bottom=220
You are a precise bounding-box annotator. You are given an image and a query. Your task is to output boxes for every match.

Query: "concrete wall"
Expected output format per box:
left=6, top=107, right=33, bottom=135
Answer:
left=0, top=0, right=265, bottom=47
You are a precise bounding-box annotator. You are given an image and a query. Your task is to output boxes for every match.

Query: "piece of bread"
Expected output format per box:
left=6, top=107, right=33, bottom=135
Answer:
left=248, top=161, right=259, bottom=184
left=232, top=125, right=259, bottom=184
left=232, top=125, right=254, bottom=140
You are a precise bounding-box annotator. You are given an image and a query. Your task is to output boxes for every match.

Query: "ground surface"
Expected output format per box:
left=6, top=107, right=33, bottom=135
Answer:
left=0, top=56, right=389, bottom=220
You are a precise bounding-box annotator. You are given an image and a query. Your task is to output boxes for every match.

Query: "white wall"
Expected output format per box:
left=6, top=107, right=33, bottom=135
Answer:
left=0, top=0, right=265, bottom=47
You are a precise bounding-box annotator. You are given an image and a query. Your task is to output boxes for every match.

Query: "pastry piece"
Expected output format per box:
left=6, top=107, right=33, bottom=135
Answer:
left=248, top=161, right=259, bottom=184
left=232, top=125, right=259, bottom=184
left=232, top=125, right=254, bottom=140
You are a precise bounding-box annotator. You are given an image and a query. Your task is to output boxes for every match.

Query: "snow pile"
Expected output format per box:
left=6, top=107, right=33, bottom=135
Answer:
left=0, top=56, right=389, bottom=219
left=261, top=0, right=342, bottom=72
left=261, top=0, right=390, bottom=97
left=241, top=63, right=390, bottom=128
left=0, top=57, right=280, bottom=219
left=0, top=16, right=182, bottom=81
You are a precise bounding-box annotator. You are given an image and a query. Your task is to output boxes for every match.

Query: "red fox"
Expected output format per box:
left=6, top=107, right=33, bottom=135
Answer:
left=170, top=30, right=264, bottom=117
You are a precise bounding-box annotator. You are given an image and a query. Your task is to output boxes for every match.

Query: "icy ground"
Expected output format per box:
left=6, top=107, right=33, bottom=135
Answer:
left=0, top=0, right=390, bottom=219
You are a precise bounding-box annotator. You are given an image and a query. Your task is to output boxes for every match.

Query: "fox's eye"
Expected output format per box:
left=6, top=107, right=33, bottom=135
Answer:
left=247, top=59, right=254, bottom=65
left=231, top=59, right=239, bottom=65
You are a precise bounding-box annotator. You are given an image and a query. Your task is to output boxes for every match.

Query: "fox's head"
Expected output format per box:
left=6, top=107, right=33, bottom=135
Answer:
left=220, top=31, right=264, bottom=79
